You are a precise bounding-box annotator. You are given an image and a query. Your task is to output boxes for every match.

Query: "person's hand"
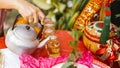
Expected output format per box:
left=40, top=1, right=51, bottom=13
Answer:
left=15, top=0, right=45, bottom=24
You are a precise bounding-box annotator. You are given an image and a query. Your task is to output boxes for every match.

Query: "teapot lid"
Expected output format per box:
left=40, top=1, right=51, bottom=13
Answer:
left=13, top=24, right=37, bottom=41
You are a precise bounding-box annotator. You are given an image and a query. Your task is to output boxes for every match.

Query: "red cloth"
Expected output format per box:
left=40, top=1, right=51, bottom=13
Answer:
left=0, top=37, right=7, bottom=49
left=55, top=30, right=87, bottom=56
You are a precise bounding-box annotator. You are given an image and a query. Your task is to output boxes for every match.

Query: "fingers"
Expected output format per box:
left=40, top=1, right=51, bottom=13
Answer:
left=28, top=10, right=38, bottom=23
left=22, top=10, right=39, bottom=23
left=37, top=9, right=45, bottom=24
left=30, top=6, right=38, bottom=23
left=26, top=8, right=45, bottom=24
left=17, top=0, right=46, bottom=24
left=28, top=15, right=34, bottom=23
left=33, top=13, right=38, bottom=23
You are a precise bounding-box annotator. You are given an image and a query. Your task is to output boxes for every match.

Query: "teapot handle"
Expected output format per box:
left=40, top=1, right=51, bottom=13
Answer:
left=37, top=20, right=44, bottom=40
left=12, top=14, right=44, bottom=40
left=12, top=14, right=21, bottom=30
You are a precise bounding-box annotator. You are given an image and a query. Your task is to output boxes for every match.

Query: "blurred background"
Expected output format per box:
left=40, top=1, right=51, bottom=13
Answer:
left=5, top=0, right=73, bottom=31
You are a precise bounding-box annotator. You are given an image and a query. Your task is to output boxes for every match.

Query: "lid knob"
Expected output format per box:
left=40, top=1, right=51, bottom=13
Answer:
left=26, top=26, right=30, bottom=30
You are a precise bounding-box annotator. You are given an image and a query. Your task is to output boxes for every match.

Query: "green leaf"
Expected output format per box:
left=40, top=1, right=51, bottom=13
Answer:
left=70, top=53, right=75, bottom=61
left=62, top=62, right=73, bottom=68
left=58, top=3, right=66, bottom=13
left=33, top=0, right=53, bottom=10
left=68, top=65, right=77, bottom=68
left=77, top=53, right=81, bottom=57
left=71, top=49, right=76, bottom=55
left=71, top=29, right=76, bottom=39
left=72, top=0, right=77, bottom=7
left=73, top=41, right=77, bottom=47
left=47, top=12, right=56, bottom=22
left=69, top=41, right=74, bottom=48
left=53, top=8, right=59, bottom=13
left=51, top=0, right=58, bottom=3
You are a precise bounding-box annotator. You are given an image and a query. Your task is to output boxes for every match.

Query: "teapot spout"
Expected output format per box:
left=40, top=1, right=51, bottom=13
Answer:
left=37, top=36, right=50, bottom=48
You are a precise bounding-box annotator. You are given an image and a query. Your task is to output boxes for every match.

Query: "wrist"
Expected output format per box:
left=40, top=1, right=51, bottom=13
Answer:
left=0, top=0, right=18, bottom=9
left=13, top=0, right=27, bottom=11
left=12, top=0, right=21, bottom=10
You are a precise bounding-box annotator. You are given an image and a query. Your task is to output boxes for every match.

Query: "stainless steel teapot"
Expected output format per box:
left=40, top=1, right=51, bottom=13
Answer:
left=5, top=15, right=50, bottom=55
